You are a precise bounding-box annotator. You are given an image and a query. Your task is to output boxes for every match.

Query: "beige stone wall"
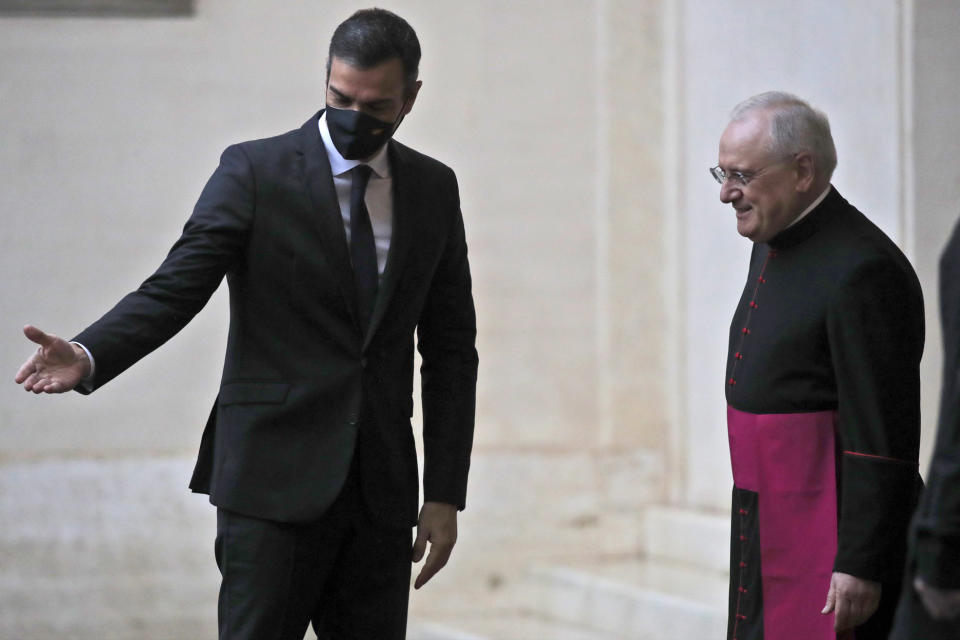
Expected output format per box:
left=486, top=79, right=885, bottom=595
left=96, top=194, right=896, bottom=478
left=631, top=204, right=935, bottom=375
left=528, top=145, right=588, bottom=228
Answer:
left=0, top=1, right=670, bottom=636
left=0, top=0, right=670, bottom=457
left=911, top=0, right=960, bottom=470
left=7, top=0, right=952, bottom=636
left=604, top=1, right=668, bottom=454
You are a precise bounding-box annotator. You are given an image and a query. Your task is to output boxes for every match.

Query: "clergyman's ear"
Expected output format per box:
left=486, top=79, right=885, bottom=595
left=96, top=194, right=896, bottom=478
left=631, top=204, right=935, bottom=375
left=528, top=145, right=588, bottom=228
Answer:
left=795, top=152, right=816, bottom=192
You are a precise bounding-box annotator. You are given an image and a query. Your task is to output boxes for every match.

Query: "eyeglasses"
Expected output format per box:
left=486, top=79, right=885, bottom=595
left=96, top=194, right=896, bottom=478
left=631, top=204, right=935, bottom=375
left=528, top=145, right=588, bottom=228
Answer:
left=709, top=156, right=795, bottom=187
left=709, top=166, right=752, bottom=187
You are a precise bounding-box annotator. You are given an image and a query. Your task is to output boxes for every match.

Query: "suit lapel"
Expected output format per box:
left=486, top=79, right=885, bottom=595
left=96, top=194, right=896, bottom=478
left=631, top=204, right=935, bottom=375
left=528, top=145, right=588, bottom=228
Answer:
left=364, top=141, right=415, bottom=349
left=297, top=112, right=360, bottom=331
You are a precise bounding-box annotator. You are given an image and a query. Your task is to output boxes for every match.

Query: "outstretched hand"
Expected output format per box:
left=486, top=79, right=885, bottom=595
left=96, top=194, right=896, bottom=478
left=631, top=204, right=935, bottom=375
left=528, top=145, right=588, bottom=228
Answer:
left=14, top=325, right=90, bottom=394
left=412, top=501, right=458, bottom=589
left=821, top=571, right=881, bottom=631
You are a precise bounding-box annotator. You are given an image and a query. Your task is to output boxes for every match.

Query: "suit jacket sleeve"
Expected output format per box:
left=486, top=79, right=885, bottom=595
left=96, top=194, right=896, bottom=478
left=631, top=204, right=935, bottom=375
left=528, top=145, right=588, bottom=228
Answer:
left=826, top=256, right=924, bottom=583
left=912, top=220, right=960, bottom=588
left=73, top=144, right=255, bottom=391
left=416, top=168, right=478, bottom=510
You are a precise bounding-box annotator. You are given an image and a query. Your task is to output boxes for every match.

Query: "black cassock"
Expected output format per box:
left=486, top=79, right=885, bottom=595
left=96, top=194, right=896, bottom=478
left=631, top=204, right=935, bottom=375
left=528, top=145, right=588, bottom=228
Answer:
left=891, top=217, right=960, bottom=639
left=725, top=187, right=924, bottom=640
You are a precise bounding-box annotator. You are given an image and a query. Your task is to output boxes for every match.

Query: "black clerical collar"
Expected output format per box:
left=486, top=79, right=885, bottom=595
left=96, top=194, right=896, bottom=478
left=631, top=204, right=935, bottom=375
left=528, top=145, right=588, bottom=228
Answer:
left=767, top=186, right=840, bottom=250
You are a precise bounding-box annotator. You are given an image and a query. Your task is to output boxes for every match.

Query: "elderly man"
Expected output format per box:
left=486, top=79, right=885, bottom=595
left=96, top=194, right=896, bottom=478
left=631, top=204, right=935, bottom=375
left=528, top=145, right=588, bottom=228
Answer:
left=891, top=216, right=960, bottom=638
left=14, top=8, right=477, bottom=640
left=716, top=92, right=924, bottom=639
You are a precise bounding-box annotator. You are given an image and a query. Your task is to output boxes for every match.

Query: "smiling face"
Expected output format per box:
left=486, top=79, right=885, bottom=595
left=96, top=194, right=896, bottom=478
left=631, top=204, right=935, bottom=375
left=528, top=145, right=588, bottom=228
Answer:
left=717, top=111, right=808, bottom=243
left=326, top=56, right=420, bottom=123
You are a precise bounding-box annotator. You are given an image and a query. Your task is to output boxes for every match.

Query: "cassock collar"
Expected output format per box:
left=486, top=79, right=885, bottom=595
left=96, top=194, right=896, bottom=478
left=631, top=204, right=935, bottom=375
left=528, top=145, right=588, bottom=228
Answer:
left=767, top=185, right=841, bottom=251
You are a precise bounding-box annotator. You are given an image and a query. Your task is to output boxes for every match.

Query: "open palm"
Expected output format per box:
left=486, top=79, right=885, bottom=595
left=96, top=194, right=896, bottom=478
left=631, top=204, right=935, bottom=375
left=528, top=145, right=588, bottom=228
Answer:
left=14, top=325, right=89, bottom=394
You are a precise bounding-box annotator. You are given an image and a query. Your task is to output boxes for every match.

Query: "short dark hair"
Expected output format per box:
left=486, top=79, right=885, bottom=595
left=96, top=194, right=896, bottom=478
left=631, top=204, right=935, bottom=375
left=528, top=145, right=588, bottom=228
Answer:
left=326, top=8, right=421, bottom=92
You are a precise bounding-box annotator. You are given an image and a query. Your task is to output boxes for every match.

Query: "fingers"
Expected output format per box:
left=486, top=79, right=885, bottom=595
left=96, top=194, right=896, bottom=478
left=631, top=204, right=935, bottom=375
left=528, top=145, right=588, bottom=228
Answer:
left=823, top=573, right=881, bottom=631
left=412, top=527, right=428, bottom=564
left=824, top=576, right=856, bottom=631
left=37, top=379, right=66, bottom=394
left=21, top=371, right=59, bottom=394
left=17, top=362, right=73, bottom=394
left=412, top=502, right=458, bottom=589
left=23, top=375, right=48, bottom=393
left=833, top=596, right=855, bottom=631
left=414, top=540, right=454, bottom=590
left=16, top=326, right=54, bottom=386
left=21, top=370, right=52, bottom=393
left=14, top=353, right=39, bottom=384
left=23, top=325, right=55, bottom=348
left=831, top=586, right=880, bottom=630
left=821, top=578, right=836, bottom=614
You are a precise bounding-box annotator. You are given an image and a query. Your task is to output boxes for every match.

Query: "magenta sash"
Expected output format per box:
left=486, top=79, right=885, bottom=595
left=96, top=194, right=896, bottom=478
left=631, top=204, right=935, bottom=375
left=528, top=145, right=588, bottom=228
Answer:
left=727, top=406, right=847, bottom=640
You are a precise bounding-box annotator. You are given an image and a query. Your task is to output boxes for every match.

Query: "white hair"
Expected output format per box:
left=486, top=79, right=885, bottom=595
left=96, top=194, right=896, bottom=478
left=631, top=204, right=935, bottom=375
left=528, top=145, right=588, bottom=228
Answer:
left=730, top=91, right=838, bottom=180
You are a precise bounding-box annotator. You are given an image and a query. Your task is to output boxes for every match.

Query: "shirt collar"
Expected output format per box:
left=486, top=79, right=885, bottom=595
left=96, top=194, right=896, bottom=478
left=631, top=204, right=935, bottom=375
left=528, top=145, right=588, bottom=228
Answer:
left=318, top=110, right=391, bottom=179
left=785, top=184, right=832, bottom=230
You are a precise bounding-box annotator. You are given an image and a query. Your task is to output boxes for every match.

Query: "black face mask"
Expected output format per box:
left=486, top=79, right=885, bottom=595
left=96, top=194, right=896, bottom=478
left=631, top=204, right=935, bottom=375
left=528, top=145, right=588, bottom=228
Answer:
left=325, top=103, right=406, bottom=160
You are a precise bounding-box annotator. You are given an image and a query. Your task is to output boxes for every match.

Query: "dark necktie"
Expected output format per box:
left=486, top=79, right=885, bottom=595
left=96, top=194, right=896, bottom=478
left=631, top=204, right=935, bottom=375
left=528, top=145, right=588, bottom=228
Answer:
left=350, top=164, right=378, bottom=333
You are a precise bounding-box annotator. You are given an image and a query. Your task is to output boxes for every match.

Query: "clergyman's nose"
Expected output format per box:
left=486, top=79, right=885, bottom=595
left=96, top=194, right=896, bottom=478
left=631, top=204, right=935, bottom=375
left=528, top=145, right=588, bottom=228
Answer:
left=719, top=180, right=740, bottom=204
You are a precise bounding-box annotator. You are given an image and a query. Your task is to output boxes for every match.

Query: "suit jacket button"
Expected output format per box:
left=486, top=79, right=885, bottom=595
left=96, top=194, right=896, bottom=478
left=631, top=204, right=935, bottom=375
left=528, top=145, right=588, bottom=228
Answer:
left=361, top=357, right=368, bottom=368
left=348, top=413, right=359, bottom=426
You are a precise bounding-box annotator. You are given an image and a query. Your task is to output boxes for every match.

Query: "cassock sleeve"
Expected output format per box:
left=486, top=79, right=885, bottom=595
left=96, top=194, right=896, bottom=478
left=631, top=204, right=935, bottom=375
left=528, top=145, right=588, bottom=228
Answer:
left=72, top=144, right=255, bottom=391
left=911, top=222, right=960, bottom=588
left=826, top=255, right=924, bottom=584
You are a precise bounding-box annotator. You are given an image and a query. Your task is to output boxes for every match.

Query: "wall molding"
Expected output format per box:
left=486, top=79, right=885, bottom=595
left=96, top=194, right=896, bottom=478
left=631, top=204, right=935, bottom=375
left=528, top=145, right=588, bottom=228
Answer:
left=0, top=0, right=193, bottom=17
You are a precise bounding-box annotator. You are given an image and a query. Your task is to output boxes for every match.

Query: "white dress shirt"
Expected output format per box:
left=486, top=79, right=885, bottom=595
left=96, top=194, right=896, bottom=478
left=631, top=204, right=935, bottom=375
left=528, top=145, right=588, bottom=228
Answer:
left=318, top=111, right=394, bottom=277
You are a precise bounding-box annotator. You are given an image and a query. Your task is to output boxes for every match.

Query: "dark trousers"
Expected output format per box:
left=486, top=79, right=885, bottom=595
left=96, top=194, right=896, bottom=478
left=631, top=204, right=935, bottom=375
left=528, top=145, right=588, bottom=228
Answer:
left=214, top=466, right=413, bottom=640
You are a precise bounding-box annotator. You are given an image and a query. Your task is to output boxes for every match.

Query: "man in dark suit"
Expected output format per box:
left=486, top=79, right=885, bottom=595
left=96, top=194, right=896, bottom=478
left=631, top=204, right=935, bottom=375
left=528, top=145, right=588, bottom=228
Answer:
left=891, top=216, right=960, bottom=638
left=14, top=8, right=477, bottom=639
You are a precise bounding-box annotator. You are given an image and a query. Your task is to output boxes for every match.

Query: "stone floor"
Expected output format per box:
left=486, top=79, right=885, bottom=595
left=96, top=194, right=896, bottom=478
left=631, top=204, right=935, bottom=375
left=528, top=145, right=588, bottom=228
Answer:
left=0, top=454, right=727, bottom=639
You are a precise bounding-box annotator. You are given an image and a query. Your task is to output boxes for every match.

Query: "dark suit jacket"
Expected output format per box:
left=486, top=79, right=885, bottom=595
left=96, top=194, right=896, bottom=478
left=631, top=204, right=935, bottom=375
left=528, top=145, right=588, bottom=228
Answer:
left=891, top=216, right=960, bottom=638
left=73, top=111, right=478, bottom=528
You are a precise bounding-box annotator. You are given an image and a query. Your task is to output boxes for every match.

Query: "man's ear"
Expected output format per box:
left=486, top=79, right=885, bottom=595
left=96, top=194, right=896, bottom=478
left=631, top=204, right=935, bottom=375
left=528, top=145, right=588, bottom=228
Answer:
left=794, top=152, right=816, bottom=193
left=402, top=80, right=423, bottom=116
